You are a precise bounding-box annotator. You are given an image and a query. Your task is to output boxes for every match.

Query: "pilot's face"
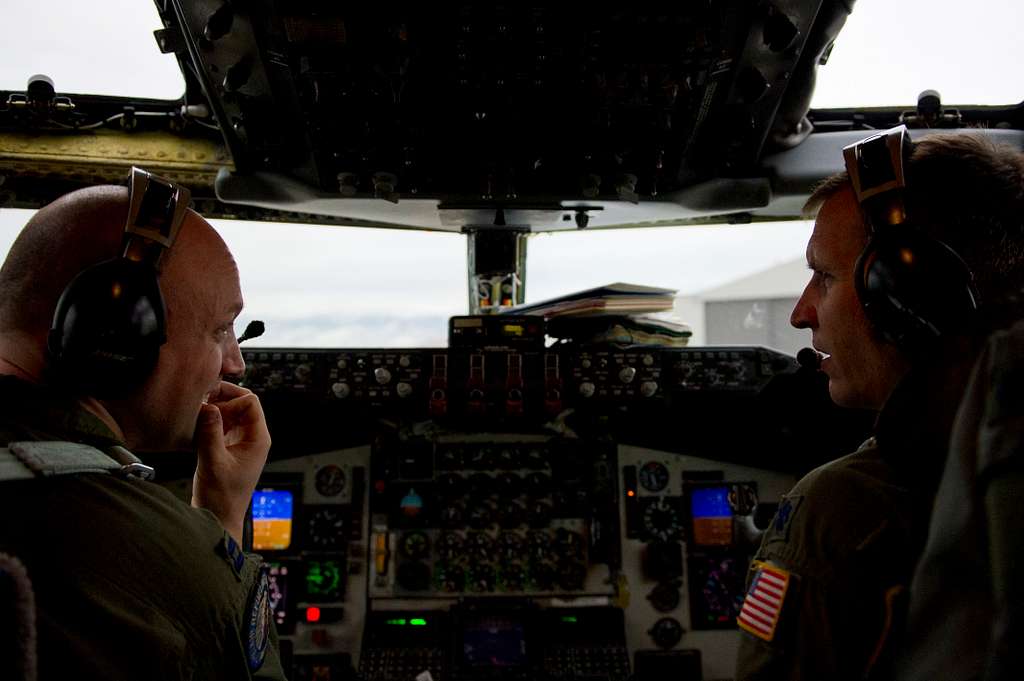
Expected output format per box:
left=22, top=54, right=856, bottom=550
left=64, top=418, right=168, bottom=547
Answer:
left=790, top=186, right=909, bottom=410
left=132, top=212, right=246, bottom=450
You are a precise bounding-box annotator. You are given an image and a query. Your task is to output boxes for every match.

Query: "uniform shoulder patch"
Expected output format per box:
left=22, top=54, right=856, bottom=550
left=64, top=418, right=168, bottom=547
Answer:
left=245, top=565, right=272, bottom=671
left=738, top=561, right=792, bottom=642
left=766, top=494, right=803, bottom=545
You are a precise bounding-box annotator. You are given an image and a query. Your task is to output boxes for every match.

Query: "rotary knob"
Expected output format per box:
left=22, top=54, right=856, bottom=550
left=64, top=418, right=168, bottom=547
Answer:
left=396, top=381, right=413, bottom=398
left=526, top=472, right=551, bottom=497
left=618, top=366, right=637, bottom=384
left=649, top=617, right=683, bottom=649
left=497, top=500, right=526, bottom=529
left=527, top=501, right=552, bottom=528
left=529, top=561, right=555, bottom=591
left=399, top=354, right=412, bottom=368
left=578, top=381, right=596, bottom=398
left=648, top=582, right=682, bottom=613
left=468, top=502, right=495, bottom=530
left=439, top=503, right=465, bottom=528
left=527, top=530, right=551, bottom=561
left=498, top=531, right=523, bottom=560
left=396, top=561, right=431, bottom=591
left=500, top=562, right=527, bottom=592
left=294, top=363, right=312, bottom=382
left=554, top=528, right=584, bottom=559
left=641, top=381, right=659, bottom=397
left=557, top=561, right=587, bottom=590
left=437, top=532, right=463, bottom=561
left=435, top=563, right=465, bottom=593
left=467, top=531, right=493, bottom=561
left=374, top=367, right=392, bottom=385
left=467, top=564, right=496, bottom=592
left=331, top=381, right=350, bottom=399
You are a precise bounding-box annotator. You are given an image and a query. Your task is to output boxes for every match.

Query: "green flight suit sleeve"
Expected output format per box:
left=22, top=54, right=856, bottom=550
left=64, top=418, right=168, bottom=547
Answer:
left=736, top=446, right=910, bottom=681
left=230, top=543, right=289, bottom=681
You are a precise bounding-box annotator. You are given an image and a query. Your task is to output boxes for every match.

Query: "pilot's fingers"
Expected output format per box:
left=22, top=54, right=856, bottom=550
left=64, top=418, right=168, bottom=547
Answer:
left=207, top=380, right=253, bottom=404
left=212, top=392, right=270, bottom=448
left=193, top=402, right=227, bottom=455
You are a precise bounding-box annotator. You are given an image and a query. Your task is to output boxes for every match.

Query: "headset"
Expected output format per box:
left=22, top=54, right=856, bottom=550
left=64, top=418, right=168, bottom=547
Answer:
left=48, top=167, right=191, bottom=398
left=843, top=125, right=980, bottom=352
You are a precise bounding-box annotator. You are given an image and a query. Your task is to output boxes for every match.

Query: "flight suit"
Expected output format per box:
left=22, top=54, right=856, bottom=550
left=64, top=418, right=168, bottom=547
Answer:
left=899, top=321, right=1024, bottom=681
left=735, top=358, right=970, bottom=681
left=0, top=375, right=287, bottom=681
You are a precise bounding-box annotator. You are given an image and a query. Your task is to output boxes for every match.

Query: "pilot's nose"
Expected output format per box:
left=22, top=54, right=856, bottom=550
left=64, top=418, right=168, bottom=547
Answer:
left=222, top=332, right=246, bottom=379
left=790, top=282, right=817, bottom=329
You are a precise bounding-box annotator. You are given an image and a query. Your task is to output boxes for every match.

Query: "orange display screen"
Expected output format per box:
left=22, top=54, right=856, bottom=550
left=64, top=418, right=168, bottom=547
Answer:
left=252, top=489, right=293, bottom=551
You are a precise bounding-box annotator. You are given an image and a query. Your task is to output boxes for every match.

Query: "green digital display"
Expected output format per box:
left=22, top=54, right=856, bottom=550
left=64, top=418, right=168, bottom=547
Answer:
left=304, top=560, right=343, bottom=601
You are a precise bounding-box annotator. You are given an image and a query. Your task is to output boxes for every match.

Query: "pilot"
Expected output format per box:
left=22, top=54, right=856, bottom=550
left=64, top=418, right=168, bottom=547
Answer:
left=734, top=130, right=1024, bottom=680
left=0, top=174, right=286, bottom=680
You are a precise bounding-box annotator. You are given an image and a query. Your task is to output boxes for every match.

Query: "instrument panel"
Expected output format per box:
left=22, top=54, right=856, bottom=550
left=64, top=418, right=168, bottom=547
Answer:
left=244, top=343, right=821, bottom=680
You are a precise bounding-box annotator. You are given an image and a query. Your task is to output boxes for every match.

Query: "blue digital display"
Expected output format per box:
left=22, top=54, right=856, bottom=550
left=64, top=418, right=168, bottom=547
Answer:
left=252, top=489, right=294, bottom=551
left=253, top=489, right=294, bottom=520
left=691, top=486, right=732, bottom=519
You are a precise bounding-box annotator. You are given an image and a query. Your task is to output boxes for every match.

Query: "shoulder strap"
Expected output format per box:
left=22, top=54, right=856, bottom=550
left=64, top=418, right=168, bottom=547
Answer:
left=0, top=441, right=154, bottom=483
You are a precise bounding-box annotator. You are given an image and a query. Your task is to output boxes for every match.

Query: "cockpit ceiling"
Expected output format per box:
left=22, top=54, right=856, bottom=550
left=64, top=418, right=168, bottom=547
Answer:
left=3, top=2, right=1023, bottom=230
left=153, top=0, right=848, bottom=229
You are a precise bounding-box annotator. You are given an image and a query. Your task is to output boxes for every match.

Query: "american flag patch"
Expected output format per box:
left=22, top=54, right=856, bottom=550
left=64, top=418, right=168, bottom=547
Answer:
left=737, top=561, right=791, bottom=642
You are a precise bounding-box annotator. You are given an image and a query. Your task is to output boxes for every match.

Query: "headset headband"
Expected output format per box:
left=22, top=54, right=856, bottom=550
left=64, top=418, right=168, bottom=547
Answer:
left=123, top=167, right=191, bottom=266
left=842, top=125, right=911, bottom=232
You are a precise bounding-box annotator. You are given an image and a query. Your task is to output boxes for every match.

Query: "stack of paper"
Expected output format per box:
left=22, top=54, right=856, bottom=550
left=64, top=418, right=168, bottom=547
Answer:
left=500, top=282, right=677, bottom=318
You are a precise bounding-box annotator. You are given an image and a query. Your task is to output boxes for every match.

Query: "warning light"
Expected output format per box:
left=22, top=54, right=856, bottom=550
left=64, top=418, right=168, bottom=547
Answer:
left=627, top=490, right=635, bottom=497
left=305, top=606, right=322, bottom=623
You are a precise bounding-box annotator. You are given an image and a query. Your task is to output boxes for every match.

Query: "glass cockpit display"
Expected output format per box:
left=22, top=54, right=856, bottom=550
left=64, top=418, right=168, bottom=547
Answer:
left=253, top=489, right=294, bottom=551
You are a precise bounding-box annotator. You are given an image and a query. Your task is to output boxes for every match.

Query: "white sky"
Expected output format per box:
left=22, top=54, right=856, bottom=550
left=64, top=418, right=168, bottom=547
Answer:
left=0, top=1, right=1019, bottom=346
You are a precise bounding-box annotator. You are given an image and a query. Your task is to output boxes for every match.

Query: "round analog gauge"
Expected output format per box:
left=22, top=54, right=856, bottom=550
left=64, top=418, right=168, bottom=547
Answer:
left=315, top=464, right=346, bottom=497
left=638, top=461, right=670, bottom=493
left=400, top=531, right=430, bottom=559
left=306, top=507, right=345, bottom=550
left=643, top=498, right=681, bottom=541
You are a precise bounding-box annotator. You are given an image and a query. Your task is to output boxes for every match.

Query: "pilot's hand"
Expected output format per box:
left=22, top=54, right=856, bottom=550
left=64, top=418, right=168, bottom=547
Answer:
left=191, top=380, right=271, bottom=544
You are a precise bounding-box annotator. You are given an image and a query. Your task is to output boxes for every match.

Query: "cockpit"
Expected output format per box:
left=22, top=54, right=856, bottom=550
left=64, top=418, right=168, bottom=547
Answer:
left=2, top=1, right=1022, bottom=679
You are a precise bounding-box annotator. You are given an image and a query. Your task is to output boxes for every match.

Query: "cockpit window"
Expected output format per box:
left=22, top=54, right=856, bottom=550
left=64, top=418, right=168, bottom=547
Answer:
left=0, top=2, right=184, bottom=99
left=212, top=220, right=467, bottom=348
left=811, top=0, right=1023, bottom=108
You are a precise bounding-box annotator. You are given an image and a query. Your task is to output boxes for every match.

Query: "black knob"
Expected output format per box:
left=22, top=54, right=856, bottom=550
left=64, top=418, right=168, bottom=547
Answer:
left=527, top=501, right=552, bottom=528
left=437, top=532, right=463, bottom=561
left=557, top=561, right=587, bottom=590
left=499, top=563, right=527, bottom=591
left=435, top=563, right=465, bottom=593
left=649, top=617, right=684, bottom=649
left=498, top=501, right=525, bottom=529
left=648, top=582, right=682, bottom=613
left=396, top=561, right=431, bottom=591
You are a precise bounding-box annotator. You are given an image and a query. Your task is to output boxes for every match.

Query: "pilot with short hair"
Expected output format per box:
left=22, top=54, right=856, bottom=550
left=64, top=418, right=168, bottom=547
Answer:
left=734, top=130, right=1024, bottom=680
left=0, top=173, right=287, bottom=680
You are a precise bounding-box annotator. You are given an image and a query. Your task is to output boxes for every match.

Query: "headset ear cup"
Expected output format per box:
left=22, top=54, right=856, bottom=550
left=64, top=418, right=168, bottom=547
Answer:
left=49, top=258, right=166, bottom=398
left=856, top=230, right=979, bottom=350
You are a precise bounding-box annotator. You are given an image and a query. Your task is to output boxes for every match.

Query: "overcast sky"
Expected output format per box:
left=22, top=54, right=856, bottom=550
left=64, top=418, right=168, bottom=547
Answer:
left=0, top=1, right=1020, bottom=347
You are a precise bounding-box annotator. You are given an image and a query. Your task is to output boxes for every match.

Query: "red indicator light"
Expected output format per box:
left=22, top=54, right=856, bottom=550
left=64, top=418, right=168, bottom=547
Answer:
left=306, top=606, right=322, bottom=623
left=374, top=480, right=386, bottom=493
